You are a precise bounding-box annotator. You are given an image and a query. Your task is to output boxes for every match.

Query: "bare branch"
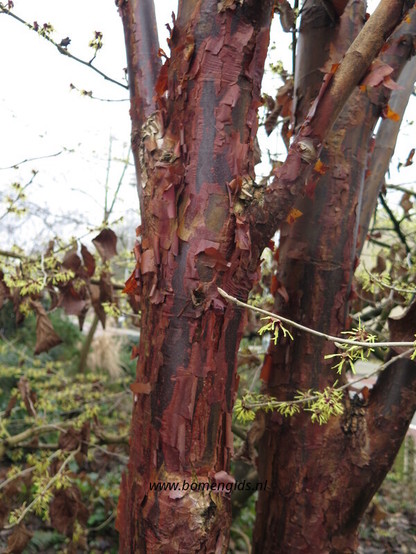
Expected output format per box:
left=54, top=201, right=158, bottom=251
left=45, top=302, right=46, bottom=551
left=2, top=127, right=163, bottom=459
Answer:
left=0, top=150, right=63, bottom=170
left=217, top=287, right=416, bottom=348
left=0, top=3, right=128, bottom=89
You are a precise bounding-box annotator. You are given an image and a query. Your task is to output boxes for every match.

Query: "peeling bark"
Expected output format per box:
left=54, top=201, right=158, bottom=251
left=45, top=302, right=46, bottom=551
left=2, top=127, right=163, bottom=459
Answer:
left=247, top=0, right=410, bottom=250
left=253, top=2, right=416, bottom=552
left=116, top=0, right=416, bottom=551
left=116, top=1, right=274, bottom=550
left=358, top=56, right=416, bottom=252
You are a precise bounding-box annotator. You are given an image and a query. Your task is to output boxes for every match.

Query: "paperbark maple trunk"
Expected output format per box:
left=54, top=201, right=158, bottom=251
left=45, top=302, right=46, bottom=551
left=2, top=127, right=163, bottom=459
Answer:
left=253, top=2, right=416, bottom=552
left=116, top=1, right=274, bottom=551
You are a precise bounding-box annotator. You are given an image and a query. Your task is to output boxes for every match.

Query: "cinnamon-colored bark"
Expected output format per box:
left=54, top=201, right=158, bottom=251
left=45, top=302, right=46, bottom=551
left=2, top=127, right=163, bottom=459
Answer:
left=116, top=1, right=274, bottom=550
left=253, top=2, right=416, bottom=552
left=116, top=0, right=416, bottom=550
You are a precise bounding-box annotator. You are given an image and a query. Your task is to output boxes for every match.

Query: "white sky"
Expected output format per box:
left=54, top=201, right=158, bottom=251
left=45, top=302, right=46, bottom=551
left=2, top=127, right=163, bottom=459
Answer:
left=0, top=1, right=415, bottom=253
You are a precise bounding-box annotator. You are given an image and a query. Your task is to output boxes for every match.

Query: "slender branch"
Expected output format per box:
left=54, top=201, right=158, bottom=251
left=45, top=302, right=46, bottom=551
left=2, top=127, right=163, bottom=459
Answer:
left=0, top=449, right=62, bottom=491
left=2, top=422, right=72, bottom=447
left=119, top=0, right=161, bottom=127
left=242, top=348, right=414, bottom=411
left=4, top=446, right=81, bottom=529
left=0, top=4, right=128, bottom=90
left=0, top=150, right=63, bottom=171
left=363, top=265, right=416, bottom=295
left=378, top=193, right=411, bottom=254
left=218, top=287, right=416, bottom=348
left=78, top=313, right=99, bottom=374
left=386, top=183, right=416, bottom=197
left=107, top=148, right=131, bottom=219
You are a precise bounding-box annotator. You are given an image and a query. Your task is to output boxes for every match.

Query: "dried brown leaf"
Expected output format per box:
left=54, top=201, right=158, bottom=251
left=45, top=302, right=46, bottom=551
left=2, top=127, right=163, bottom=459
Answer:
left=50, top=487, right=88, bottom=536
left=81, top=244, right=96, bottom=277
left=6, top=523, right=32, bottom=554
left=92, top=228, right=117, bottom=261
left=32, top=301, right=62, bottom=354
left=400, top=192, right=413, bottom=214
left=17, top=376, right=37, bottom=417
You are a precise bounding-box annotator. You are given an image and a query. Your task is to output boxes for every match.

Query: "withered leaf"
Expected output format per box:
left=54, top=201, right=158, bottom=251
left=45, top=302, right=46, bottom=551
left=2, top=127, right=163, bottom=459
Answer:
left=6, top=523, right=32, bottom=554
left=58, top=423, right=89, bottom=453
left=50, top=487, right=88, bottom=536
left=62, top=250, right=82, bottom=273
left=17, top=376, right=37, bottom=417
left=59, top=286, right=87, bottom=316
left=371, top=254, right=386, bottom=274
left=32, top=301, right=62, bottom=354
left=400, top=192, right=413, bottom=214
left=81, top=244, right=96, bottom=277
left=90, top=284, right=106, bottom=328
left=92, top=228, right=117, bottom=261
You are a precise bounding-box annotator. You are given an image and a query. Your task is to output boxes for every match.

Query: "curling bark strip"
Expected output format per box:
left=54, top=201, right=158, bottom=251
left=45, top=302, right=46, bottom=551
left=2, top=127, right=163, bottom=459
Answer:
left=117, top=1, right=274, bottom=550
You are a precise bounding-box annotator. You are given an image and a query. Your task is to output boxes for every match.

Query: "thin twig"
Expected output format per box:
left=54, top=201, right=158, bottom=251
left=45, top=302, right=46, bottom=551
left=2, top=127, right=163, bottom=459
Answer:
left=4, top=446, right=81, bottom=529
left=0, top=150, right=63, bottom=170
left=0, top=4, right=128, bottom=90
left=0, top=449, right=62, bottom=491
left=243, top=348, right=414, bottom=410
left=378, top=193, right=411, bottom=254
left=217, top=287, right=415, bottom=348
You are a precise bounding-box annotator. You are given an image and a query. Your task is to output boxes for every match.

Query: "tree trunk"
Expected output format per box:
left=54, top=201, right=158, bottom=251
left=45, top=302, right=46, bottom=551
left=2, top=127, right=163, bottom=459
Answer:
left=115, top=0, right=416, bottom=550
left=253, top=2, right=416, bottom=552
left=116, top=1, right=274, bottom=550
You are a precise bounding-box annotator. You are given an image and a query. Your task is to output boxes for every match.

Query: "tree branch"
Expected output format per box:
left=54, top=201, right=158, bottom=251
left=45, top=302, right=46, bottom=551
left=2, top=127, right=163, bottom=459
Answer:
left=118, top=0, right=161, bottom=198
left=358, top=56, right=416, bottom=252
left=378, top=192, right=411, bottom=254
left=248, top=0, right=412, bottom=248
left=0, top=4, right=128, bottom=89
left=217, top=287, right=416, bottom=349
left=118, top=0, right=161, bottom=131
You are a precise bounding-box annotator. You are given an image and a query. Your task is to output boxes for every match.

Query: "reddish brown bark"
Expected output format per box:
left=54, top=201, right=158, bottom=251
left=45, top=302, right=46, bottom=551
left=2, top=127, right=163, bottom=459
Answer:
left=247, top=0, right=409, bottom=250
left=252, top=2, right=416, bottom=552
left=115, top=0, right=416, bottom=550
left=116, top=1, right=274, bottom=551
left=358, top=56, right=416, bottom=251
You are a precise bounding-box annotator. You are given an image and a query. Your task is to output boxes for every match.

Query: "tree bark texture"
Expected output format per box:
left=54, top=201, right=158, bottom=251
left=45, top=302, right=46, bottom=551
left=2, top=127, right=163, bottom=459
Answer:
left=253, top=2, right=416, bottom=552
left=116, top=1, right=274, bottom=551
left=115, top=0, right=416, bottom=551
